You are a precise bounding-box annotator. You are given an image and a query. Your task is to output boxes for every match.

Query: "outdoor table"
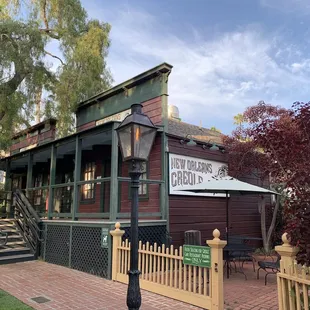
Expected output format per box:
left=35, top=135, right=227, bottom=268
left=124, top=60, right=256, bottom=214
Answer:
left=223, top=244, right=254, bottom=280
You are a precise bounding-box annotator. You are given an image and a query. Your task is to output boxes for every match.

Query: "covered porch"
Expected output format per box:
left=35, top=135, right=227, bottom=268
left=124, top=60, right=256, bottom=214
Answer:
left=1, top=121, right=166, bottom=222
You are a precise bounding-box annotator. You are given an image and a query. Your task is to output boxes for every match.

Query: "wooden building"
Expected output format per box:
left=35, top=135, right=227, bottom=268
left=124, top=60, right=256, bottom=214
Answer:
left=0, top=63, right=262, bottom=277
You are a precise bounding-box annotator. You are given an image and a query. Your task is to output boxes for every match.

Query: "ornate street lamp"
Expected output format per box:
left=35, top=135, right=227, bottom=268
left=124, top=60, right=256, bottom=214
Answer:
left=116, top=103, right=157, bottom=310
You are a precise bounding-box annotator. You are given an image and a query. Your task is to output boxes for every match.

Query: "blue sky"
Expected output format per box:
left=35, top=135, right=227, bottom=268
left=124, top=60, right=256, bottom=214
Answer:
left=54, top=0, right=310, bottom=133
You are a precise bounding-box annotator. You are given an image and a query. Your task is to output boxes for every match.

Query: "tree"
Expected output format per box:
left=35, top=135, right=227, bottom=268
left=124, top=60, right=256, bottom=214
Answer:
left=224, top=101, right=310, bottom=265
left=0, top=0, right=112, bottom=150
left=210, top=126, right=221, bottom=133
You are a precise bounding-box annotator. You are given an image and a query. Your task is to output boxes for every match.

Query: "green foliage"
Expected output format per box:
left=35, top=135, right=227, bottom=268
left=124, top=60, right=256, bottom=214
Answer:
left=210, top=126, right=221, bottom=133
left=0, top=0, right=112, bottom=149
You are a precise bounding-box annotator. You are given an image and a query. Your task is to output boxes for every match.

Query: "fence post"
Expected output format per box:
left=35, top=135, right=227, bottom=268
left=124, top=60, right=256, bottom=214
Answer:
left=110, top=222, right=125, bottom=281
left=275, top=232, right=299, bottom=310
left=207, top=229, right=227, bottom=310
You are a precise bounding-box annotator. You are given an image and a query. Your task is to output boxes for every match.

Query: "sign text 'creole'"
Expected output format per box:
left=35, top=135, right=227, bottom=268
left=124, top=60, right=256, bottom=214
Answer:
left=170, top=157, right=213, bottom=187
left=169, top=153, right=227, bottom=196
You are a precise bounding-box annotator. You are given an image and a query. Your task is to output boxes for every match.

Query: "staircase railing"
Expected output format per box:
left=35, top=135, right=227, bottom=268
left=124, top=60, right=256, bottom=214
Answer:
left=13, top=189, right=43, bottom=258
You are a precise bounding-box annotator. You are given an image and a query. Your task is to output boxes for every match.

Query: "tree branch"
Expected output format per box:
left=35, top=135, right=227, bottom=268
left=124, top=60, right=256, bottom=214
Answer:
left=39, top=28, right=60, bottom=40
left=41, top=0, right=49, bottom=30
left=44, top=50, right=65, bottom=65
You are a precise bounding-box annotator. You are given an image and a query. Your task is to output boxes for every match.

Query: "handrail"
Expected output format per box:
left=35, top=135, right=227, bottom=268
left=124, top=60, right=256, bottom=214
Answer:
left=13, top=189, right=43, bottom=258
left=0, top=228, right=8, bottom=246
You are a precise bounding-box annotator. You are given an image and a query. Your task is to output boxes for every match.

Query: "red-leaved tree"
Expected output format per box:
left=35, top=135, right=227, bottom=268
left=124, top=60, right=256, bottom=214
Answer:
left=224, top=101, right=310, bottom=265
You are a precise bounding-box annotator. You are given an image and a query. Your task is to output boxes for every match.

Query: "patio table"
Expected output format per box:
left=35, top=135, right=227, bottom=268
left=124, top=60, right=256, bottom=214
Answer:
left=224, top=244, right=254, bottom=280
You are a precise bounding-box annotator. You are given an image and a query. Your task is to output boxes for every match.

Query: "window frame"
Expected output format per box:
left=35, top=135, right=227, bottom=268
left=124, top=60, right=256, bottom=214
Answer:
left=128, top=161, right=149, bottom=201
left=81, top=161, right=96, bottom=203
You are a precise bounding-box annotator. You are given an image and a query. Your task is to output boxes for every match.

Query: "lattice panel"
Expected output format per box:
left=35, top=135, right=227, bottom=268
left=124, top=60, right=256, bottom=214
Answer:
left=39, top=224, right=46, bottom=259
left=123, top=225, right=170, bottom=246
left=71, top=226, right=109, bottom=279
left=44, top=225, right=70, bottom=267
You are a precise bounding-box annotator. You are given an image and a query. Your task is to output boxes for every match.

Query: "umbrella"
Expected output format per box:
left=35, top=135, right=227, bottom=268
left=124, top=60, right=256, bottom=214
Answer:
left=180, top=176, right=278, bottom=278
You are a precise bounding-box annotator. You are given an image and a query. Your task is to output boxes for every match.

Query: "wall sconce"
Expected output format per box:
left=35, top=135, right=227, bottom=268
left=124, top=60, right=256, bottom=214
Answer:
left=201, top=141, right=221, bottom=151
left=179, top=134, right=197, bottom=146
left=209, top=143, right=219, bottom=151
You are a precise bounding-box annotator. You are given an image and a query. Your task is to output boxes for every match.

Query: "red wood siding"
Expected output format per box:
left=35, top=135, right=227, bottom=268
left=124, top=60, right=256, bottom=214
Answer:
left=142, top=96, right=162, bottom=125
left=78, top=146, right=111, bottom=213
left=10, top=129, right=56, bottom=154
left=118, top=135, right=162, bottom=216
left=168, top=136, right=262, bottom=246
left=77, top=121, right=96, bottom=132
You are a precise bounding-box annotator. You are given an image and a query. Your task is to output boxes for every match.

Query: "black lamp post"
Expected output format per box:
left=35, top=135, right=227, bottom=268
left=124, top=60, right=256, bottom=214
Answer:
left=116, top=103, right=157, bottom=310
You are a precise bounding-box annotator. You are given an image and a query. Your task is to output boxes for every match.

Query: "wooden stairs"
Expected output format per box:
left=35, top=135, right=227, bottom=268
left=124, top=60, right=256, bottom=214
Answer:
left=0, top=218, right=35, bottom=265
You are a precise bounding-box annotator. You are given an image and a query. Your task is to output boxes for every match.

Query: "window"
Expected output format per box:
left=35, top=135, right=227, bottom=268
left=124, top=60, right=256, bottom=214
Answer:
left=139, top=162, right=148, bottom=196
left=34, top=174, right=43, bottom=205
left=82, top=162, right=96, bottom=200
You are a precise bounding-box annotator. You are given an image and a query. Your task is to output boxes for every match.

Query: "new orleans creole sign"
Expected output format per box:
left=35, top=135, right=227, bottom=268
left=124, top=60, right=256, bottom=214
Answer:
left=96, top=109, right=131, bottom=126
left=168, top=153, right=228, bottom=196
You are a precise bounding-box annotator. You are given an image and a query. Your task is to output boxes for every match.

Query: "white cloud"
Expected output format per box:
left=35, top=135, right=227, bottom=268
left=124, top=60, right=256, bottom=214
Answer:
left=87, top=7, right=310, bottom=133
left=260, top=0, right=310, bottom=14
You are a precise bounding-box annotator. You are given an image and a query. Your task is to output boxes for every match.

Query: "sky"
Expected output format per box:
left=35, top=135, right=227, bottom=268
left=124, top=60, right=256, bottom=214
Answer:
left=57, top=0, right=310, bottom=133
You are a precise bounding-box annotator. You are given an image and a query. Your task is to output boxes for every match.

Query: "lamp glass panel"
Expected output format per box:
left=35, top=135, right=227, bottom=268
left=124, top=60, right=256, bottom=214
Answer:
left=118, top=125, right=132, bottom=160
left=133, top=124, right=157, bottom=160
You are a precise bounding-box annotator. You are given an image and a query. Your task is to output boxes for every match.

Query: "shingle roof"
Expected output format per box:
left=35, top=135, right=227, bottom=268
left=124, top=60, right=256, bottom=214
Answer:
left=167, top=119, right=223, bottom=145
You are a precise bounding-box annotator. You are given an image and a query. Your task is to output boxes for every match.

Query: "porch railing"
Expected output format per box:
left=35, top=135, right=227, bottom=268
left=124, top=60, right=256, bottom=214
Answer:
left=13, top=189, right=43, bottom=257
left=0, top=191, right=13, bottom=218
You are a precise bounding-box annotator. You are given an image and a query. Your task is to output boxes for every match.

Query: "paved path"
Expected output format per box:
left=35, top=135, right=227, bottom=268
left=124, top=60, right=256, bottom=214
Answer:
left=0, top=261, right=278, bottom=310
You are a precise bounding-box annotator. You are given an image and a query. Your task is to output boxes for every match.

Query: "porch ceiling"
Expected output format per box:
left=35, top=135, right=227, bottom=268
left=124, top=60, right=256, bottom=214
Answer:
left=9, top=129, right=112, bottom=170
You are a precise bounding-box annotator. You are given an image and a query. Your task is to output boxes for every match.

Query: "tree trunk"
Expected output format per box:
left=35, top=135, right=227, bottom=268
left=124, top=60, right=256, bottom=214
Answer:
left=35, top=88, right=42, bottom=123
left=260, top=195, right=280, bottom=253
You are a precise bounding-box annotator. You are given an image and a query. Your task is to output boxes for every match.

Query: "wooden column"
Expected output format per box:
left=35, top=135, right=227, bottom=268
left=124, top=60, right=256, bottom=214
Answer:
left=160, top=71, right=170, bottom=223
left=47, top=145, right=57, bottom=219
left=275, top=233, right=299, bottom=310
left=110, top=222, right=125, bottom=280
left=72, top=136, right=82, bottom=220
left=4, top=159, right=11, bottom=217
left=26, top=152, right=33, bottom=197
left=207, top=229, right=227, bottom=310
left=109, top=124, right=119, bottom=221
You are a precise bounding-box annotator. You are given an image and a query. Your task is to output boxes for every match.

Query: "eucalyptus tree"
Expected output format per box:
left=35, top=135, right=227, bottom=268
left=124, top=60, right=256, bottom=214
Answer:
left=0, top=0, right=112, bottom=150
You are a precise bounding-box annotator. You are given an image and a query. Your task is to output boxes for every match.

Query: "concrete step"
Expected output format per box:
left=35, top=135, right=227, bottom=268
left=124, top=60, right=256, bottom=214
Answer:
left=0, top=235, right=24, bottom=243
left=0, top=229, right=20, bottom=236
left=0, top=253, right=35, bottom=265
left=0, top=247, right=31, bottom=257
left=3, top=241, right=27, bottom=248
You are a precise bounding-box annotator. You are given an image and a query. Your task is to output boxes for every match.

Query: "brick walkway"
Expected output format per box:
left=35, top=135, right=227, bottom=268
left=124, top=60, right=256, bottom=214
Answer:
left=0, top=261, right=278, bottom=310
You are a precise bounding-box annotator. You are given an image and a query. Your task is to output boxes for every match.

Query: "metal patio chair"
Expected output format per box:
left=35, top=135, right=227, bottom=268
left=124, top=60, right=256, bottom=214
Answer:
left=257, top=252, right=280, bottom=285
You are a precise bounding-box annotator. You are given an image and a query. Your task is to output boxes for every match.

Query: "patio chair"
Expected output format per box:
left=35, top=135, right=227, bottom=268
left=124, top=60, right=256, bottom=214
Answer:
left=228, top=236, right=256, bottom=272
left=257, top=253, right=280, bottom=285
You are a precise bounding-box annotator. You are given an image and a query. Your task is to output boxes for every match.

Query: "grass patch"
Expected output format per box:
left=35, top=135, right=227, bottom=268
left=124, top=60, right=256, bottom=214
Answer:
left=0, top=290, right=33, bottom=310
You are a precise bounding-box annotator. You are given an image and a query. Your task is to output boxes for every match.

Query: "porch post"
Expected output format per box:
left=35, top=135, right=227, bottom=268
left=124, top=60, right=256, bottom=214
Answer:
left=48, top=145, right=57, bottom=219
left=160, top=72, right=170, bottom=223
left=26, top=152, right=33, bottom=197
left=207, top=229, right=227, bottom=310
left=72, top=136, right=81, bottom=220
left=4, top=159, right=11, bottom=217
left=109, top=123, right=119, bottom=221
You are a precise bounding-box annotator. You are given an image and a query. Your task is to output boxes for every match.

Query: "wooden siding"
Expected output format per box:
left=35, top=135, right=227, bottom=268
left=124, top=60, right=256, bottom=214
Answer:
left=77, top=121, right=96, bottom=133
left=142, top=96, right=162, bottom=125
left=78, top=146, right=111, bottom=213
left=10, top=128, right=56, bottom=154
left=76, top=96, right=163, bottom=132
left=76, top=75, right=164, bottom=127
left=168, top=136, right=263, bottom=246
left=118, top=135, right=162, bottom=216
